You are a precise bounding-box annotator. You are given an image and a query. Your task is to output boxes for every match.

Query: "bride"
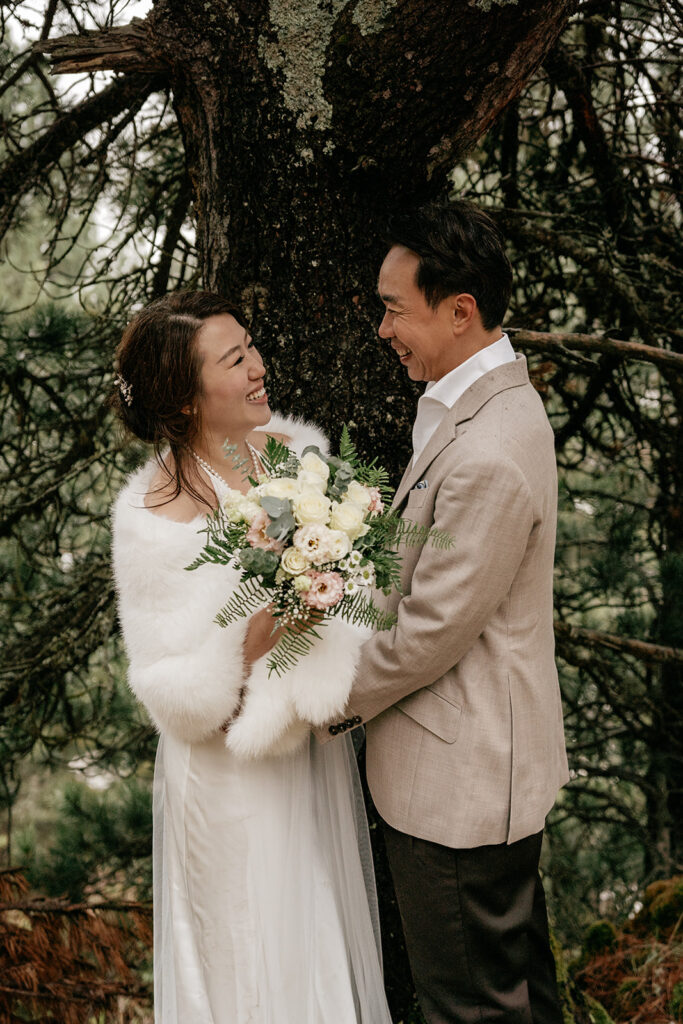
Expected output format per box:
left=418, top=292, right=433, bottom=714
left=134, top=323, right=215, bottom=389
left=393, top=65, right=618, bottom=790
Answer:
left=111, top=291, right=393, bottom=1024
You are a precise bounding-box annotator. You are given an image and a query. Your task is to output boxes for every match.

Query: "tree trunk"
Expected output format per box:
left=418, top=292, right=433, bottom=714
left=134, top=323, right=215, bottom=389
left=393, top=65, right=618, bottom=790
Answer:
left=41, top=0, right=574, bottom=472
left=157, top=0, right=574, bottom=468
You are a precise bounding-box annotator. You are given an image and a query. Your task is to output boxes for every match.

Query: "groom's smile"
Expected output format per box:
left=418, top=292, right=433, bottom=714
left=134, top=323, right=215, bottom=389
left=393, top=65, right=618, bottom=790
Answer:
left=377, top=244, right=464, bottom=383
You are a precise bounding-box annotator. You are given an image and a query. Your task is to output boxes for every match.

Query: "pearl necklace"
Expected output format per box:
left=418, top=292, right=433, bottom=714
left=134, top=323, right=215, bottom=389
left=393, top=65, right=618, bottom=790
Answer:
left=191, top=441, right=263, bottom=493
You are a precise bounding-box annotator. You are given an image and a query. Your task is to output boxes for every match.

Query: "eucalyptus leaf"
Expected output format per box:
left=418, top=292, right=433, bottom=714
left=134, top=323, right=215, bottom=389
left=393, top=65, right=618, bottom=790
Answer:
left=261, top=495, right=292, bottom=519
left=265, top=512, right=296, bottom=541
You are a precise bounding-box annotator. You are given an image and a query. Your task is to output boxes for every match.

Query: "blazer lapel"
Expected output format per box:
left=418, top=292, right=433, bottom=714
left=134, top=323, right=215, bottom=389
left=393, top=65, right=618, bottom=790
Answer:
left=392, top=354, right=530, bottom=510
left=392, top=410, right=455, bottom=509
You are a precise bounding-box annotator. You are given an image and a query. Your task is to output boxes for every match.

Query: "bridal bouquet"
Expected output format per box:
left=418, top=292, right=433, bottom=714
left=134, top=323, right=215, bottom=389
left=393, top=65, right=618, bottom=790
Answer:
left=187, top=427, right=452, bottom=676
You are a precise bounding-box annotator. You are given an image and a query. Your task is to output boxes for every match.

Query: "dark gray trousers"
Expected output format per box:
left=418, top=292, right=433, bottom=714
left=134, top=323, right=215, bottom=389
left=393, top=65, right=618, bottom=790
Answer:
left=383, top=823, right=564, bottom=1024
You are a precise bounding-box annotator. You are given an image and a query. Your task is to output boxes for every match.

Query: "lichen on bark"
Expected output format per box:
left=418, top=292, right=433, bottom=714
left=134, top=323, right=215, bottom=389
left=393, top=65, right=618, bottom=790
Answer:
left=259, top=0, right=350, bottom=130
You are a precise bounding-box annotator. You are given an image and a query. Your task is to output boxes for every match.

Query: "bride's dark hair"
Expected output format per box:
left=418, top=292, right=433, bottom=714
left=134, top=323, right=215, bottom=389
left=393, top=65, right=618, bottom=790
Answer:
left=113, top=290, right=249, bottom=506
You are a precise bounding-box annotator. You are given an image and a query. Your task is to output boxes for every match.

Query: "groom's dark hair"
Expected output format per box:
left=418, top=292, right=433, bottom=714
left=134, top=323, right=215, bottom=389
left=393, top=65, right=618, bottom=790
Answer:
left=386, top=201, right=512, bottom=331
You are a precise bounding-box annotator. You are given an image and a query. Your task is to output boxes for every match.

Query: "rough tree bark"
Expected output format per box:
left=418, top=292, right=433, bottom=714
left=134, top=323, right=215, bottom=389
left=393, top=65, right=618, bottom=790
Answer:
left=39, top=0, right=575, bottom=475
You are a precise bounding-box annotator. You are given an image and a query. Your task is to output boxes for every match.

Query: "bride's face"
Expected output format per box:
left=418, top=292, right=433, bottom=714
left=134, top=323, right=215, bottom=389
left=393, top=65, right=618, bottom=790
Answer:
left=195, top=313, right=270, bottom=442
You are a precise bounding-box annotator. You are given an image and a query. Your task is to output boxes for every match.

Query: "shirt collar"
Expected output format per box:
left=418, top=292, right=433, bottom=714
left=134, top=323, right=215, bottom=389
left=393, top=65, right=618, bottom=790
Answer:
left=422, top=333, right=515, bottom=410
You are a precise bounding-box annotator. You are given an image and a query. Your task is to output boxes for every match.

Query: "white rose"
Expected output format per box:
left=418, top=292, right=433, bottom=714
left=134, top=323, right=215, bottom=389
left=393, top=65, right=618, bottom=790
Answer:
left=345, top=480, right=371, bottom=510
left=222, top=489, right=260, bottom=524
left=280, top=547, right=310, bottom=575
left=259, top=476, right=299, bottom=500
left=239, top=499, right=262, bottom=524
left=297, top=469, right=327, bottom=492
left=292, top=489, right=331, bottom=526
left=300, top=451, right=330, bottom=482
left=329, top=500, right=368, bottom=540
left=323, top=529, right=352, bottom=561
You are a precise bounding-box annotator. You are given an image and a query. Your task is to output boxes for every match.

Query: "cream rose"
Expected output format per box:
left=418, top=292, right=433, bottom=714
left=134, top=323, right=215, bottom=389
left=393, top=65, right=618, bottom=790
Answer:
left=345, top=480, right=372, bottom=509
left=323, top=529, right=352, bottom=561
left=292, top=489, right=331, bottom=526
left=280, top=546, right=310, bottom=575
left=329, top=500, right=369, bottom=540
left=300, top=451, right=330, bottom=482
left=222, top=490, right=261, bottom=524
left=296, top=469, right=327, bottom=492
left=259, top=476, right=300, bottom=500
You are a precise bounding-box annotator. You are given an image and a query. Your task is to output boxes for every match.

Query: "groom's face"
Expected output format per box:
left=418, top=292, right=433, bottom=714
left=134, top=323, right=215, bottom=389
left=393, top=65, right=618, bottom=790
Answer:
left=377, top=245, right=458, bottom=383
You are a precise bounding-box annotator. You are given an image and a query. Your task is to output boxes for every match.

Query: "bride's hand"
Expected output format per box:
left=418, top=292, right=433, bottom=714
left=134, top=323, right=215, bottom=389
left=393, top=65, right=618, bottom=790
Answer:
left=242, top=605, right=324, bottom=671
left=243, top=607, right=283, bottom=670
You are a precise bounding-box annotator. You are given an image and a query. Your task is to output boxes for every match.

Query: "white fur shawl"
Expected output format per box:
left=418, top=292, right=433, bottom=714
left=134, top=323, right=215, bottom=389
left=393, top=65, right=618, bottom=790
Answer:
left=111, top=413, right=369, bottom=757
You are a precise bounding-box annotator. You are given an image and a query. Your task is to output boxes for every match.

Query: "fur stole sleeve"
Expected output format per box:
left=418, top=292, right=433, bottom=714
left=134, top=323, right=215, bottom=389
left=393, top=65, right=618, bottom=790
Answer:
left=112, top=460, right=248, bottom=744
left=112, top=412, right=367, bottom=755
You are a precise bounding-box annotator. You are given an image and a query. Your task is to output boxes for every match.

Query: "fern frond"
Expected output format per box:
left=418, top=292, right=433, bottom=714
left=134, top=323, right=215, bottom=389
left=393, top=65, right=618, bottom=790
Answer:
left=214, top=577, right=270, bottom=626
left=396, top=520, right=454, bottom=549
left=338, top=591, right=397, bottom=632
left=261, top=435, right=294, bottom=475
left=267, top=623, right=326, bottom=677
left=338, top=424, right=360, bottom=467
left=355, top=461, right=393, bottom=502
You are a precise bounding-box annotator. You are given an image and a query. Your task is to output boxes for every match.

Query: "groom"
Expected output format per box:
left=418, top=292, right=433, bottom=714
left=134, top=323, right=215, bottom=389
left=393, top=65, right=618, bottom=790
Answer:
left=323, top=201, right=569, bottom=1023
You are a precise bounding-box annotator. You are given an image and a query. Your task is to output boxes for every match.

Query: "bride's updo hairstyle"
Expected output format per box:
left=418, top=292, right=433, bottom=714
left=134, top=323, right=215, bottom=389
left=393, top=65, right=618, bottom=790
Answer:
left=114, top=290, right=249, bottom=505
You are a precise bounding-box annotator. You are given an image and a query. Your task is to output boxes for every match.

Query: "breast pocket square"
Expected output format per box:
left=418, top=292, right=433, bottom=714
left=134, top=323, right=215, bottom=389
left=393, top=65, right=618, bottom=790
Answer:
left=415, top=479, right=429, bottom=489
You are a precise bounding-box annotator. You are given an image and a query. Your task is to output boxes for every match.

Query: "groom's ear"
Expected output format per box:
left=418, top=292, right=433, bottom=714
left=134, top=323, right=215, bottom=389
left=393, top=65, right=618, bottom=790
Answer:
left=451, top=293, right=477, bottom=335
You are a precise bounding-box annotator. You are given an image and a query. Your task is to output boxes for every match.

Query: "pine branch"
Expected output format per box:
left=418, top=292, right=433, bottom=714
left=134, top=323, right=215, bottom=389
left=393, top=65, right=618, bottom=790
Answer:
left=555, top=621, right=683, bottom=665
left=35, top=18, right=165, bottom=75
left=0, top=73, right=164, bottom=243
left=509, top=329, right=683, bottom=375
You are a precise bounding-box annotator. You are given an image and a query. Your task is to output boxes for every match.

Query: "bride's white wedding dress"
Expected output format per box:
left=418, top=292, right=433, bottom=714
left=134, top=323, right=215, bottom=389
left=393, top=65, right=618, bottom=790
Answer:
left=112, top=414, right=392, bottom=1024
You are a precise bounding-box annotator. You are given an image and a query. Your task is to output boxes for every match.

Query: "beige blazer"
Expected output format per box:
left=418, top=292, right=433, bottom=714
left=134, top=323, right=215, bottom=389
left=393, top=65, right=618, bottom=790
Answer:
left=321, top=354, right=569, bottom=848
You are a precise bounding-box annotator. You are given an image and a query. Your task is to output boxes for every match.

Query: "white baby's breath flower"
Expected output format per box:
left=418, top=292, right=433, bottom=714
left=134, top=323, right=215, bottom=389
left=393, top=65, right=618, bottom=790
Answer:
left=345, top=480, right=372, bottom=509
left=292, top=489, right=331, bottom=526
left=281, top=547, right=309, bottom=575
left=293, top=574, right=312, bottom=593
left=300, top=451, right=330, bottom=482
left=329, top=500, right=368, bottom=540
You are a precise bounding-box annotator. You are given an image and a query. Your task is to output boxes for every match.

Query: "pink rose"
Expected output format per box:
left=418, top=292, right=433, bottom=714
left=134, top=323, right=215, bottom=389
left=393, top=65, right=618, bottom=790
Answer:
left=302, top=570, right=345, bottom=610
left=246, top=509, right=285, bottom=552
left=367, top=487, right=384, bottom=515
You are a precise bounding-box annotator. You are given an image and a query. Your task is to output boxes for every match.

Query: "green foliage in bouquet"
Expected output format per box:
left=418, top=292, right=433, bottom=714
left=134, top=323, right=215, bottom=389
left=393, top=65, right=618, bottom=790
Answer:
left=187, top=426, right=453, bottom=677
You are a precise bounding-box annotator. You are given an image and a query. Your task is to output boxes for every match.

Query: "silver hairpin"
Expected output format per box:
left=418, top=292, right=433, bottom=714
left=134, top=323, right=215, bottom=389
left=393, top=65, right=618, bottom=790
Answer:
left=114, top=373, right=133, bottom=407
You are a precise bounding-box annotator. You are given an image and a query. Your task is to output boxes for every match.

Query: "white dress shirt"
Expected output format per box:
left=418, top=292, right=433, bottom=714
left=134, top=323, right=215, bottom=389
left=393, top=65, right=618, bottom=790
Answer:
left=412, top=333, right=516, bottom=461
